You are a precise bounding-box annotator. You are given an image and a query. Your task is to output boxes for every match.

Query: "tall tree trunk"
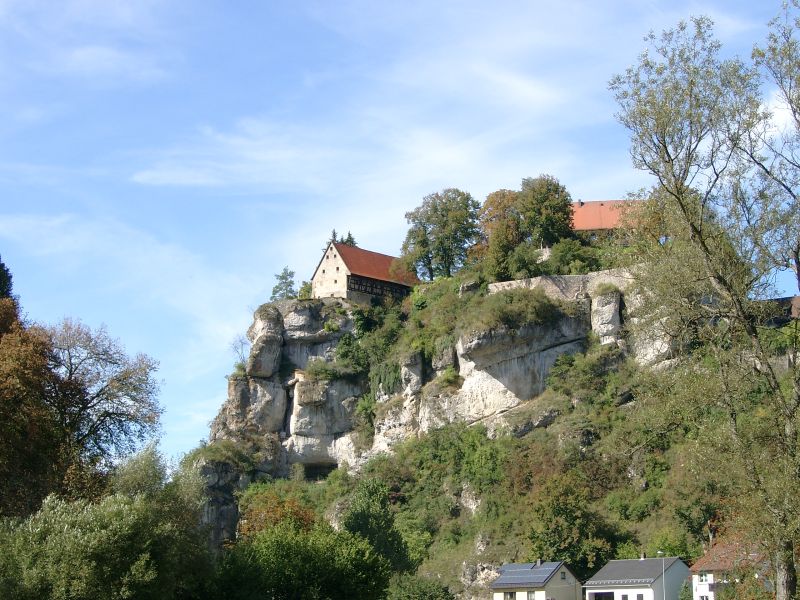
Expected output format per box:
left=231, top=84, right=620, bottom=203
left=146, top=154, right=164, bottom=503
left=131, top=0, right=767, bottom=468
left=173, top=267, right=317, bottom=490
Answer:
left=774, top=538, right=797, bottom=600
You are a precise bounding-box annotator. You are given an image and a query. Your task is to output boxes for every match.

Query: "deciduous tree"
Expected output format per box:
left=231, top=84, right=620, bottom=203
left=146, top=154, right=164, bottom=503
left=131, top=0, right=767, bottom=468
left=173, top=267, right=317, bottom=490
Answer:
left=45, top=318, right=161, bottom=466
left=611, top=14, right=800, bottom=599
left=401, top=188, right=480, bottom=280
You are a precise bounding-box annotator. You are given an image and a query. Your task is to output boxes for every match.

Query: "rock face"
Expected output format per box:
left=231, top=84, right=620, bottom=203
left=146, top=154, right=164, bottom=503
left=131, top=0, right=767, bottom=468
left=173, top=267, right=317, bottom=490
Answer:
left=210, top=299, right=363, bottom=474
left=203, top=270, right=671, bottom=547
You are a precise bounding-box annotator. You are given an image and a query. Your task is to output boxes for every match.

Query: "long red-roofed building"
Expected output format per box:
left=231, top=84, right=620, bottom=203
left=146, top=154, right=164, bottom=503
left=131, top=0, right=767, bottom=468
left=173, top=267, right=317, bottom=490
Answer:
left=311, top=242, right=416, bottom=302
left=571, top=199, right=628, bottom=232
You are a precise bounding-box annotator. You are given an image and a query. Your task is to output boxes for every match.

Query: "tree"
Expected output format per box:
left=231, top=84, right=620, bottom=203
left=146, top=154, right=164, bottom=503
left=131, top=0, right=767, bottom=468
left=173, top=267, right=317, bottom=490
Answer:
left=0, top=448, right=212, bottom=600
left=611, top=14, right=800, bottom=599
left=0, top=254, right=12, bottom=299
left=216, top=521, right=391, bottom=600
left=340, top=231, right=357, bottom=246
left=298, top=280, right=312, bottom=299
left=45, top=318, right=161, bottom=467
left=342, top=478, right=413, bottom=571
left=0, top=298, right=60, bottom=516
left=528, top=473, right=616, bottom=580
left=479, top=189, right=524, bottom=281
left=401, top=188, right=480, bottom=280
left=478, top=178, right=575, bottom=282
left=517, top=175, right=574, bottom=247
left=270, top=266, right=297, bottom=301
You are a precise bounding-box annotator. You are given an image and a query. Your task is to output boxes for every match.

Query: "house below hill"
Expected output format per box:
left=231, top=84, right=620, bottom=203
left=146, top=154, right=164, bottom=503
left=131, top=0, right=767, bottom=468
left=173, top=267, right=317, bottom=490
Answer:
left=489, top=561, right=582, bottom=600
left=689, top=540, right=767, bottom=600
left=584, top=557, right=689, bottom=600
left=310, top=242, right=415, bottom=303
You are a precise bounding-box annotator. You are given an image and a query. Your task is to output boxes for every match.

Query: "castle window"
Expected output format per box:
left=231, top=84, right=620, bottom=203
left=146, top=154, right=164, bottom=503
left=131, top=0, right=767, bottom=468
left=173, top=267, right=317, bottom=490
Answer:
left=336, top=266, right=339, bottom=272
left=334, top=279, right=337, bottom=284
left=322, top=269, right=325, bottom=274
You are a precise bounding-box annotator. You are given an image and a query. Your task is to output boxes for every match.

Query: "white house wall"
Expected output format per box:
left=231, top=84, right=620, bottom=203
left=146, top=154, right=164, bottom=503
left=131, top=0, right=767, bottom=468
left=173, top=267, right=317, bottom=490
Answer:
left=311, top=244, right=349, bottom=299
left=585, top=588, right=654, bottom=600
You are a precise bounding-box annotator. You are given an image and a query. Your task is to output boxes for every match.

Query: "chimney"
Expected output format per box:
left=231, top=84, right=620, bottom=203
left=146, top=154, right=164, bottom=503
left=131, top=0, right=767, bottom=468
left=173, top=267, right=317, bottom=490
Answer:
left=536, top=559, right=542, bottom=567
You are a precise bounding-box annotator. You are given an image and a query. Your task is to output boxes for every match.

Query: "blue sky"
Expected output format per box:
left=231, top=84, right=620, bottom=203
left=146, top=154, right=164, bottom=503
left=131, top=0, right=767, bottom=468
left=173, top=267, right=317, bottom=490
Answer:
left=0, top=0, right=791, bottom=460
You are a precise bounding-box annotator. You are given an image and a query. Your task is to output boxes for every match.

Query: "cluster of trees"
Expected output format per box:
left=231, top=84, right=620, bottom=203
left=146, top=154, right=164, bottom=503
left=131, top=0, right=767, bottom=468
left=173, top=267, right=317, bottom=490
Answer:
left=396, top=177, right=579, bottom=283
left=0, top=256, right=161, bottom=516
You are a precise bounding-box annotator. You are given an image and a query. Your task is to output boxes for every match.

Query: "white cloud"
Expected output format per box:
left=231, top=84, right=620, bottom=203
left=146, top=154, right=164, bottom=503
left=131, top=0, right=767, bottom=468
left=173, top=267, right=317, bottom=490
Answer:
left=58, top=44, right=166, bottom=81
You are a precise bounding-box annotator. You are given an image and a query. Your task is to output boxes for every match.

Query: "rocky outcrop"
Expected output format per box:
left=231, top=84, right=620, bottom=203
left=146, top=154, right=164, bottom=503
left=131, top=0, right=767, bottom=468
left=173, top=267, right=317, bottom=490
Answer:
left=203, top=270, right=672, bottom=548
left=198, top=459, right=245, bottom=551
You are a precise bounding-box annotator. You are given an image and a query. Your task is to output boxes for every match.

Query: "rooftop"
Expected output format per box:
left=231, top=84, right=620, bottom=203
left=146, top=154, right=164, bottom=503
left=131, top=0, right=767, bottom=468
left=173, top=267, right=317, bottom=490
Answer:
left=330, top=242, right=415, bottom=286
left=571, top=200, right=627, bottom=231
left=691, top=540, right=761, bottom=574
left=490, top=561, right=565, bottom=590
left=585, top=557, right=682, bottom=587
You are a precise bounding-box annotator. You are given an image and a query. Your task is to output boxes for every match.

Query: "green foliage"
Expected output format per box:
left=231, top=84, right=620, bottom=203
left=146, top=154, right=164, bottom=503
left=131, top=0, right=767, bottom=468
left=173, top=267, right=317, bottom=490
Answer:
left=343, top=478, right=413, bottom=572
left=518, top=175, right=574, bottom=247
left=386, top=573, right=455, bottom=600
left=0, top=255, right=12, bottom=299
left=270, top=266, right=297, bottom=301
left=335, top=332, right=369, bottom=374
left=401, top=188, right=481, bottom=280
left=183, top=439, right=255, bottom=473
left=0, top=465, right=211, bottom=600
left=644, top=527, right=700, bottom=561
left=216, top=521, right=391, bottom=600
left=298, top=280, right=312, bottom=300
left=460, top=287, right=563, bottom=334
left=543, top=238, right=603, bottom=275
left=478, top=176, right=576, bottom=282
left=528, top=473, right=617, bottom=580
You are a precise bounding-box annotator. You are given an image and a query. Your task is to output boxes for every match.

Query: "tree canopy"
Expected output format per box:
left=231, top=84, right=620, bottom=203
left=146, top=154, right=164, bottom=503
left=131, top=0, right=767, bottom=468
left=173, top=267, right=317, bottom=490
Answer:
left=270, top=266, right=298, bottom=301
left=400, top=188, right=480, bottom=281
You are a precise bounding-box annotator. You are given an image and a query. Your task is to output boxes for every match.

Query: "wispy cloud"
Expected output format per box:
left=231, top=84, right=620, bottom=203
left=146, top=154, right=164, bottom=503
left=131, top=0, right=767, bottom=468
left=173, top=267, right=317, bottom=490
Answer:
left=0, top=0, right=173, bottom=85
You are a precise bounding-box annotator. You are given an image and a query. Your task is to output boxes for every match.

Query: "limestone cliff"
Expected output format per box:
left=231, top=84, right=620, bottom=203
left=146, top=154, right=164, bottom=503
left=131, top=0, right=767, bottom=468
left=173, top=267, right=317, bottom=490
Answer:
left=203, top=269, right=668, bottom=545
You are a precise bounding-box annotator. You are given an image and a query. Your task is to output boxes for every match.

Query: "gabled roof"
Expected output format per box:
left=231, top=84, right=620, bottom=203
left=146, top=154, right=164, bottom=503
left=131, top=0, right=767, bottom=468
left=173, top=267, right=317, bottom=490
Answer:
left=330, top=242, right=415, bottom=286
left=490, top=561, right=565, bottom=589
left=585, top=558, right=682, bottom=587
left=571, top=200, right=627, bottom=231
left=690, top=540, right=761, bottom=574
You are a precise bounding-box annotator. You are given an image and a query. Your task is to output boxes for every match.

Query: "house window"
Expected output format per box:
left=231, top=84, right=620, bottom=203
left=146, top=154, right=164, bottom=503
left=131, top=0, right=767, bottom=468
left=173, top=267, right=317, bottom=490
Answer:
left=527, top=592, right=535, bottom=600
left=560, top=572, right=566, bottom=580
left=503, top=592, right=514, bottom=600
left=621, top=595, right=628, bottom=600
left=699, top=572, right=708, bottom=583
left=636, top=595, right=643, bottom=600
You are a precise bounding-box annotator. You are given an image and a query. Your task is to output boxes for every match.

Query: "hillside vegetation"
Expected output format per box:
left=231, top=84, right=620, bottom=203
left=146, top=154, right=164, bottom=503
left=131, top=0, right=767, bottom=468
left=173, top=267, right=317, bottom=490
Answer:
left=2, top=3, right=800, bottom=599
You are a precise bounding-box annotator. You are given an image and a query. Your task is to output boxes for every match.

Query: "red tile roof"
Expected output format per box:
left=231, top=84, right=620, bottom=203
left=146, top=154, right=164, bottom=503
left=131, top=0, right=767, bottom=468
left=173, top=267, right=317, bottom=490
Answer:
left=333, top=243, right=414, bottom=286
left=690, top=540, right=761, bottom=573
left=571, top=200, right=627, bottom=231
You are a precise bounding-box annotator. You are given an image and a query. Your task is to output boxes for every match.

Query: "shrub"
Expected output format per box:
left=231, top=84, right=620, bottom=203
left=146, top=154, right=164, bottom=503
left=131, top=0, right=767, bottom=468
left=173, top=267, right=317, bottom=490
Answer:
left=459, top=287, right=563, bottom=334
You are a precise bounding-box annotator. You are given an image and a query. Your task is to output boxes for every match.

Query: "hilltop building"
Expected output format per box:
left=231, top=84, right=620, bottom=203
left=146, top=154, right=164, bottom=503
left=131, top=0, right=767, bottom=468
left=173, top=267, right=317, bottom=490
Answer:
left=311, top=242, right=415, bottom=303
left=571, top=200, right=627, bottom=235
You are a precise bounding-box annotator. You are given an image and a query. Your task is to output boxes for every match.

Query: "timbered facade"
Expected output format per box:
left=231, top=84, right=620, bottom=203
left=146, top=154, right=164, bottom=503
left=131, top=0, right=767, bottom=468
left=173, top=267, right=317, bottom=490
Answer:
left=311, top=242, right=414, bottom=303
